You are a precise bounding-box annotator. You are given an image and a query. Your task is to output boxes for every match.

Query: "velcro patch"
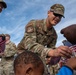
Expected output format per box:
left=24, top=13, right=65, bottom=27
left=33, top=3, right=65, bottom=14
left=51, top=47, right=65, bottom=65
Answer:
left=26, top=26, right=34, bottom=33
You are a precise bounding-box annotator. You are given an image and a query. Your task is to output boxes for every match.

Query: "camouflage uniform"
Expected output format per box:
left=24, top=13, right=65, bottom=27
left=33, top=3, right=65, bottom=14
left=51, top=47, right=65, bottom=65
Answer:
left=1, top=41, right=16, bottom=75
left=17, top=4, right=65, bottom=75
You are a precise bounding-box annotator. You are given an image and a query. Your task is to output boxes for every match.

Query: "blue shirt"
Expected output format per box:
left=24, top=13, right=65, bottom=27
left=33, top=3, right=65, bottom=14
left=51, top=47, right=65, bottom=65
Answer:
left=57, top=65, right=73, bottom=75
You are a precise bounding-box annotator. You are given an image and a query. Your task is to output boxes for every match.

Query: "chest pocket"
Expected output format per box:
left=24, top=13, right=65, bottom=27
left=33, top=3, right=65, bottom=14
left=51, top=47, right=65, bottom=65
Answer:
left=33, top=20, right=57, bottom=47
left=36, top=27, right=57, bottom=46
left=36, top=30, right=47, bottom=46
left=46, top=31, right=56, bottom=45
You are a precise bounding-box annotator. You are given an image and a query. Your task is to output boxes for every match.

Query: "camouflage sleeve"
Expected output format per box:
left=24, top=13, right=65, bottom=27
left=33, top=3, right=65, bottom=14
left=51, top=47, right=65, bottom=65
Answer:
left=4, top=42, right=17, bottom=57
left=24, top=20, right=51, bottom=59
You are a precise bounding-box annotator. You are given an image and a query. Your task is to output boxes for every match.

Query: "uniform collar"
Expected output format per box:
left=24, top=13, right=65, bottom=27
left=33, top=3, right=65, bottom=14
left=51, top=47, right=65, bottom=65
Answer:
left=43, top=19, right=54, bottom=32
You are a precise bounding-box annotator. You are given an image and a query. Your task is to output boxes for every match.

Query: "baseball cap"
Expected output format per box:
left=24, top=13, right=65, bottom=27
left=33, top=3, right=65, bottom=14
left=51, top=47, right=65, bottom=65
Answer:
left=50, top=4, right=65, bottom=18
left=0, top=0, right=7, bottom=8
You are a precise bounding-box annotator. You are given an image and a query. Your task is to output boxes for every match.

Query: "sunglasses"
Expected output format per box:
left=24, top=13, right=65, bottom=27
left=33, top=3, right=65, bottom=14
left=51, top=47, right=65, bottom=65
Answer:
left=53, top=13, right=62, bottom=18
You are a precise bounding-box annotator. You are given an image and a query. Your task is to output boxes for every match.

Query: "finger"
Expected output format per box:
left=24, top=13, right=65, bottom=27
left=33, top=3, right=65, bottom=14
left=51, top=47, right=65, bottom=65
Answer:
left=59, top=50, right=71, bottom=58
left=59, top=46, right=72, bottom=55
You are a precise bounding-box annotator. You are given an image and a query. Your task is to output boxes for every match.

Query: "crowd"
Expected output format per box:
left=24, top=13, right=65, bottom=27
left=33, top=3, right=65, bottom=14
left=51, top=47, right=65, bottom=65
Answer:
left=0, top=0, right=76, bottom=75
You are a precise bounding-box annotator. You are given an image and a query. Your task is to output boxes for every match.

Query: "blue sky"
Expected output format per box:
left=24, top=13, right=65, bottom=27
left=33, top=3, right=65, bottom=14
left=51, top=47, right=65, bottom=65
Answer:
left=0, top=0, right=76, bottom=47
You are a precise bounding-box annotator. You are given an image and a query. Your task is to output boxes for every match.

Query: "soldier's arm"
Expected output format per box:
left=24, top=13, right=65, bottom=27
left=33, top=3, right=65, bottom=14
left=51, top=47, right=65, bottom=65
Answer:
left=24, top=20, right=72, bottom=59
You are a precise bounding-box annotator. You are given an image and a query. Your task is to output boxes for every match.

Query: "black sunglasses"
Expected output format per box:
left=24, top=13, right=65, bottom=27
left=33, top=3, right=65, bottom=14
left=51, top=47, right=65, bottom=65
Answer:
left=53, top=13, right=62, bottom=17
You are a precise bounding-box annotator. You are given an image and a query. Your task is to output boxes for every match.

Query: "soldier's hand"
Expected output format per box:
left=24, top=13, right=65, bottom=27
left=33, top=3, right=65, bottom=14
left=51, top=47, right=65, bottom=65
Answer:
left=65, top=57, right=76, bottom=70
left=54, top=45, right=72, bottom=57
left=48, top=45, right=72, bottom=58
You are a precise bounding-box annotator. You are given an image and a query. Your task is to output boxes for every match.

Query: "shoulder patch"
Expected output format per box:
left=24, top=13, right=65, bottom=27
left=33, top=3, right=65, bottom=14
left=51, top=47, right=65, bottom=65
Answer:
left=26, top=26, right=34, bottom=33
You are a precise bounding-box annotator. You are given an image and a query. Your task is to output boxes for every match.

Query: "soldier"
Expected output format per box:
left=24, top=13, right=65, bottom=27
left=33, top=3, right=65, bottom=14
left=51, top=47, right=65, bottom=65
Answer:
left=17, top=4, right=72, bottom=75
left=0, top=34, right=17, bottom=75
left=0, top=0, right=7, bottom=13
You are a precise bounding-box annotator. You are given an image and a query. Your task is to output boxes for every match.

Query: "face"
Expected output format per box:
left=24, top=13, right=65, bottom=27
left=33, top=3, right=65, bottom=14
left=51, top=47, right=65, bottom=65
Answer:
left=5, top=36, right=10, bottom=41
left=47, top=11, right=62, bottom=26
left=0, top=3, right=4, bottom=13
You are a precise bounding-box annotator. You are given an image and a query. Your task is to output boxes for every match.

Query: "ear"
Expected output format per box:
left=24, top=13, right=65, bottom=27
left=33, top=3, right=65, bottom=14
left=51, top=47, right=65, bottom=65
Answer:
left=26, top=64, right=33, bottom=75
left=47, top=10, right=51, bottom=16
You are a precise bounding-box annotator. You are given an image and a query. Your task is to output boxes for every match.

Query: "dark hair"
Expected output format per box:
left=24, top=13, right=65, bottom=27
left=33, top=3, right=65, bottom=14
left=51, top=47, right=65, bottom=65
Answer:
left=0, top=35, right=5, bottom=42
left=14, top=50, right=43, bottom=72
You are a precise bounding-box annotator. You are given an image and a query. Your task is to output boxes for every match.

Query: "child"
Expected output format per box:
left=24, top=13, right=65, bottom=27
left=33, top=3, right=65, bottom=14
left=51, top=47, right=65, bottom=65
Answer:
left=14, top=50, right=44, bottom=75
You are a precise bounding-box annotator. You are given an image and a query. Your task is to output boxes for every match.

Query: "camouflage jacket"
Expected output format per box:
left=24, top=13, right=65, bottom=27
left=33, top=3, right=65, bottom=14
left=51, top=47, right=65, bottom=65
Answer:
left=3, top=41, right=17, bottom=57
left=18, top=19, right=57, bottom=58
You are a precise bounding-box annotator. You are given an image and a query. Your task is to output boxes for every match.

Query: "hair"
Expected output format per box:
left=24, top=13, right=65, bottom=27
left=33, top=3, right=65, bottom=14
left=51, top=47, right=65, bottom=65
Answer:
left=0, top=34, right=5, bottom=42
left=14, top=50, right=43, bottom=73
left=5, top=34, right=10, bottom=38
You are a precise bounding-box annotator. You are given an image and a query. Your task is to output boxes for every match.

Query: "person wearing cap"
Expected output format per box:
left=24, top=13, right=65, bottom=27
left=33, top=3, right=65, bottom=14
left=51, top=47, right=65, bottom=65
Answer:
left=0, top=34, right=17, bottom=75
left=17, top=4, right=72, bottom=75
left=0, top=0, right=7, bottom=13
